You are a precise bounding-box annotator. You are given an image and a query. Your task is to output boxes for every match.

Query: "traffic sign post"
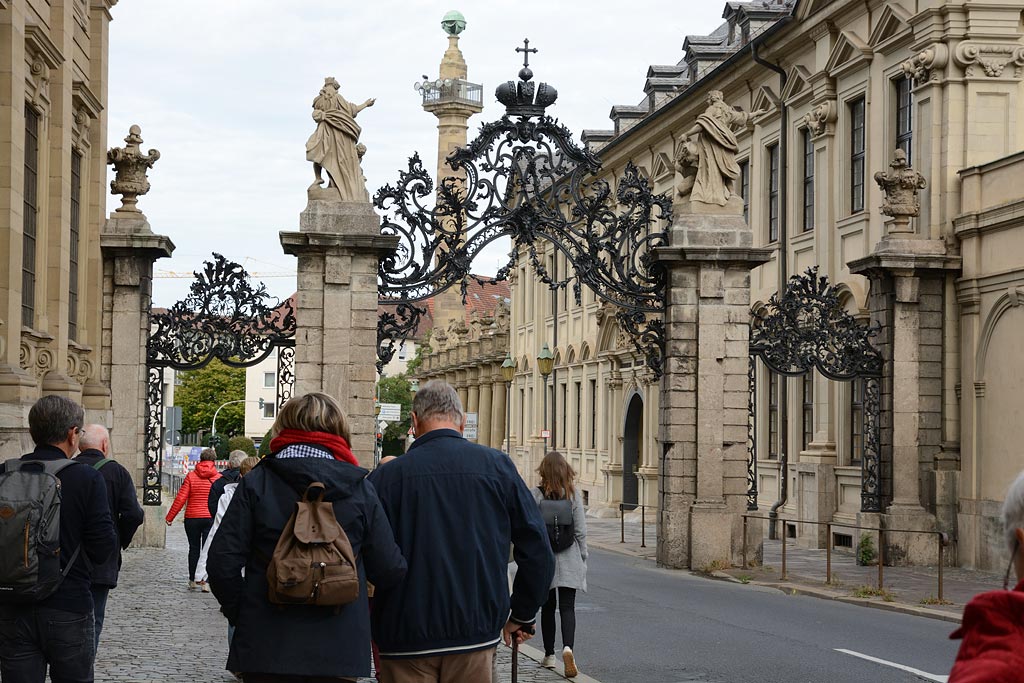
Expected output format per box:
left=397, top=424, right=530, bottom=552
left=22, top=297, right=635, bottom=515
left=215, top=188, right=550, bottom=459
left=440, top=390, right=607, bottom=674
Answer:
left=378, top=403, right=402, bottom=422
left=464, top=412, right=478, bottom=441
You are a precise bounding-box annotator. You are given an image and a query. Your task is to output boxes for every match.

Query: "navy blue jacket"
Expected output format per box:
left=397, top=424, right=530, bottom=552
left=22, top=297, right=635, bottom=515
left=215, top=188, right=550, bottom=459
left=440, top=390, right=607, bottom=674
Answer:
left=74, top=449, right=144, bottom=588
left=207, top=449, right=406, bottom=678
left=9, top=446, right=117, bottom=613
left=368, top=429, right=554, bottom=658
left=207, top=466, right=240, bottom=517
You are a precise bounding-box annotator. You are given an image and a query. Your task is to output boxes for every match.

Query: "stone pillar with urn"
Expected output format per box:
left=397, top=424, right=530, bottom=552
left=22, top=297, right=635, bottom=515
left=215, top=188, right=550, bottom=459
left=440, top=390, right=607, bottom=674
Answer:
left=100, top=125, right=174, bottom=547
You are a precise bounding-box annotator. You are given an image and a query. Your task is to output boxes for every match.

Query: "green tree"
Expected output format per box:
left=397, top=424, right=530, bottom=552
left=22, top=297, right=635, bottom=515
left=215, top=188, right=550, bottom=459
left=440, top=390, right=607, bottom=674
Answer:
left=377, top=375, right=413, bottom=454
left=404, top=330, right=430, bottom=374
left=227, top=435, right=257, bottom=457
left=257, top=428, right=274, bottom=457
left=176, top=359, right=246, bottom=436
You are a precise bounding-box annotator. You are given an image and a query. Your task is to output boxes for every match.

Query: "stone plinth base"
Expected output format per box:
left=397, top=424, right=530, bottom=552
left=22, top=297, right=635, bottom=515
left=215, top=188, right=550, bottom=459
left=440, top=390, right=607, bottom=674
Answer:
left=882, top=505, right=938, bottom=566
left=794, top=461, right=837, bottom=549
left=689, top=503, right=734, bottom=570
left=136, top=504, right=168, bottom=548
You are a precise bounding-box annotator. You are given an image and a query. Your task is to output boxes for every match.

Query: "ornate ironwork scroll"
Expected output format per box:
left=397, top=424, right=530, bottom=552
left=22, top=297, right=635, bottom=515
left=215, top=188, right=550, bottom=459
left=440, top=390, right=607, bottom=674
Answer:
left=377, top=302, right=427, bottom=374
left=747, top=355, right=758, bottom=511
left=375, top=44, right=672, bottom=376
left=748, top=267, right=885, bottom=512
left=144, top=253, right=296, bottom=505
left=277, top=346, right=296, bottom=410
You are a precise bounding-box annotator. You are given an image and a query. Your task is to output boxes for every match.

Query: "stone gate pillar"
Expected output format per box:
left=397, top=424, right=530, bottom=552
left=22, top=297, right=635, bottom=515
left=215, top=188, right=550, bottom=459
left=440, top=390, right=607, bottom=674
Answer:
left=655, top=197, right=769, bottom=570
left=280, top=200, right=397, bottom=466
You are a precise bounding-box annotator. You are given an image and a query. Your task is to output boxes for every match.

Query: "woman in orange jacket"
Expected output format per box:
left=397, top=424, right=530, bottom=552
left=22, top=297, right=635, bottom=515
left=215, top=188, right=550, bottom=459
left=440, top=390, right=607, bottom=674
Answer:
left=165, top=447, right=221, bottom=591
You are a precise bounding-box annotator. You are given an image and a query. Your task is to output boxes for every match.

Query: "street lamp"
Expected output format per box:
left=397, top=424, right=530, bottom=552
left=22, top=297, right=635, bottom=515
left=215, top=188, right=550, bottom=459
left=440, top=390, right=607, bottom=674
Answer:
left=500, top=353, right=516, bottom=454
left=537, top=343, right=554, bottom=450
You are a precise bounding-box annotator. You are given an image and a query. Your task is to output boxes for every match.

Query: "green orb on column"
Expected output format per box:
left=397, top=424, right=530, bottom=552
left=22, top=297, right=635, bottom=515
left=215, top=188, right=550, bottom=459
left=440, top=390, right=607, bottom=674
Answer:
left=441, top=10, right=466, bottom=35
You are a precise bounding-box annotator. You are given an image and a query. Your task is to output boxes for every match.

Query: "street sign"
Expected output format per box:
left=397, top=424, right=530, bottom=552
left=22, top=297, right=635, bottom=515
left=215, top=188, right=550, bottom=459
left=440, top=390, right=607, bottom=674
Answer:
left=464, top=412, right=478, bottom=441
left=378, top=402, right=402, bottom=421
left=378, top=420, right=389, bottom=432
left=541, top=429, right=551, bottom=439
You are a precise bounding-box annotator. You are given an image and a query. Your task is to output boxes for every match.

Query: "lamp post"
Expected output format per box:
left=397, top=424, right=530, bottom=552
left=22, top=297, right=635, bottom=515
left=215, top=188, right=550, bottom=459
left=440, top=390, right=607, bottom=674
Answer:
left=537, top=343, right=554, bottom=450
left=500, top=354, right=516, bottom=454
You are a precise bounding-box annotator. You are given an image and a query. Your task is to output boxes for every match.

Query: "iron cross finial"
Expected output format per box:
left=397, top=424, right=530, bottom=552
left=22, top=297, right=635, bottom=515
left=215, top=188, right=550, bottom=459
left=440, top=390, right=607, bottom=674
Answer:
left=516, top=38, right=538, bottom=68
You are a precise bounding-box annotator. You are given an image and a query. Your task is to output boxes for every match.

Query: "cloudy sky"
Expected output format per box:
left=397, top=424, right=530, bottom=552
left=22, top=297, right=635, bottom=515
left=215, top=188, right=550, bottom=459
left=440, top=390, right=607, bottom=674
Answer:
left=107, top=2, right=726, bottom=307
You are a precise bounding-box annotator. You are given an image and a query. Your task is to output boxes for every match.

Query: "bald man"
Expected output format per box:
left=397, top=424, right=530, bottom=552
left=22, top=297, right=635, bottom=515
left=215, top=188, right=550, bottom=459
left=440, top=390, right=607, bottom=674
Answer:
left=75, top=425, right=145, bottom=652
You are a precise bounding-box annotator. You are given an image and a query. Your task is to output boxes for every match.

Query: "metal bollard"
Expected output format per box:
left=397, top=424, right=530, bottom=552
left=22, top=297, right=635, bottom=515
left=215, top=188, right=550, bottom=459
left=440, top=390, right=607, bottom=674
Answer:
left=742, top=516, right=748, bottom=569
left=877, top=528, right=885, bottom=591
left=620, top=505, right=625, bottom=544
left=641, top=505, right=646, bottom=548
left=826, top=523, right=832, bottom=585
left=781, top=527, right=788, bottom=581
left=938, top=532, right=946, bottom=602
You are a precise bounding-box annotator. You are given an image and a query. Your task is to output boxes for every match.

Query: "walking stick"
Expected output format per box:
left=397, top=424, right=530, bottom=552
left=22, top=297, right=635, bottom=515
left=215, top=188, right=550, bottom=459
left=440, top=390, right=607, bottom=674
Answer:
left=511, top=638, right=518, bottom=683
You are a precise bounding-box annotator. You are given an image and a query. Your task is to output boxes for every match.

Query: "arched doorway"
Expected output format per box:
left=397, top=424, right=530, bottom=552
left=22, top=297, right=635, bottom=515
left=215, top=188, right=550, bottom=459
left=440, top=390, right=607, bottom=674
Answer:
left=622, top=394, right=643, bottom=507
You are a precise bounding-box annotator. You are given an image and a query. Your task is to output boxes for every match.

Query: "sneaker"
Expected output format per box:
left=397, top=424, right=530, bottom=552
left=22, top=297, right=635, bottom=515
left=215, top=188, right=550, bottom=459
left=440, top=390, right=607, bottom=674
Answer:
left=188, top=581, right=197, bottom=591
left=200, top=582, right=211, bottom=593
left=540, top=655, right=556, bottom=669
left=563, top=646, right=578, bottom=678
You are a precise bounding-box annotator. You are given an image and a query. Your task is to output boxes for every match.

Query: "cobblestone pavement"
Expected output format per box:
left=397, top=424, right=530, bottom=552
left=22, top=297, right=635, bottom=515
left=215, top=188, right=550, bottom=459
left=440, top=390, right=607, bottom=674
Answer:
left=95, top=523, right=594, bottom=682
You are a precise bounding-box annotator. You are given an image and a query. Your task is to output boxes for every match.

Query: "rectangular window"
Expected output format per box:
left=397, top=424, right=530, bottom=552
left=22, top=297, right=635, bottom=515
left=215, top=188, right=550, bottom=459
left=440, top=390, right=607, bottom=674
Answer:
left=739, top=159, right=750, bottom=223
left=263, top=371, right=274, bottom=388
left=589, top=378, right=597, bottom=449
left=574, top=381, right=581, bottom=449
left=767, top=143, right=779, bottom=243
left=69, top=151, right=82, bottom=341
left=521, top=388, right=527, bottom=441
left=849, top=97, right=866, bottom=213
left=895, top=76, right=913, bottom=160
left=802, top=129, right=814, bottom=233
left=802, top=372, right=814, bottom=451
left=23, top=104, right=39, bottom=329
left=850, top=379, right=863, bottom=464
left=560, top=383, right=567, bottom=448
left=263, top=402, right=276, bottom=419
left=768, top=372, right=779, bottom=460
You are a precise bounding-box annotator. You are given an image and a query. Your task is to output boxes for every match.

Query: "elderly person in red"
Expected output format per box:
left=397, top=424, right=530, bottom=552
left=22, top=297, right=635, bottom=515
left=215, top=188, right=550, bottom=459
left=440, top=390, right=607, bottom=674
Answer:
left=165, top=448, right=221, bottom=591
left=949, top=469, right=1024, bottom=682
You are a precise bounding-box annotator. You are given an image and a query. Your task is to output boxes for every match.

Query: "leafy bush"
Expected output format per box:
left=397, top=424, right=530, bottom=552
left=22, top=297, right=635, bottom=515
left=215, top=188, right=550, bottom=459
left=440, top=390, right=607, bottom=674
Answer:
left=857, top=533, right=877, bottom=566
left=257, top=429, right=274, bottom=457
left=227, top=436, right=257, bottom=457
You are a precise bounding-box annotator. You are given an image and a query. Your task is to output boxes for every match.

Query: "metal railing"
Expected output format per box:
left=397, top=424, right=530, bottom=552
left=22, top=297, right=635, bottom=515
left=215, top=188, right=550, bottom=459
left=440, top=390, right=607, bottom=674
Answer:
left=619, top=503, right=649, bottom=548
left=161, top=471, right=184, bottom=500
left=420, top=79, right=483, bottom=107
left=742, top=514, right=951, bottom=601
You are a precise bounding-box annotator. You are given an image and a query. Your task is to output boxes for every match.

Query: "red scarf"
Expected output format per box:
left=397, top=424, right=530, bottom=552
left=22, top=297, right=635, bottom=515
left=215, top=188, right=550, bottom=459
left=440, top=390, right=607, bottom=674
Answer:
left=269, top=429, right=358, bottom=466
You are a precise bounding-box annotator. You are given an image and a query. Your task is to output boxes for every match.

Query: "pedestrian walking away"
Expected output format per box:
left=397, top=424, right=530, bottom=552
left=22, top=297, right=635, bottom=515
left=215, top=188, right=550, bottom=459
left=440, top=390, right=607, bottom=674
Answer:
left=0, top=396, right=117, bottom=683
left=207, top=392, right=406, bottom=682
left=165, top=448, right=221, bottom=591
left=533, top=450, right=588, bottom=679
left=368, top=380, right=554, bottom=683
left=948, top=468, right=1024, bottom=682
left=208, top=449, right=247, bottom=516
left=73, top=424, right=145, bottom=654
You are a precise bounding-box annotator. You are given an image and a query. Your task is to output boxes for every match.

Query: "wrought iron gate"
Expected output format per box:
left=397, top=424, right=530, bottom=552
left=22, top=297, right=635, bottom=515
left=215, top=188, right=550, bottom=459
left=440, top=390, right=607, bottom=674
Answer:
left=746, top=267, right=885, bottom=513
left=143, top=254, right=296, bottom=505
left=374, top=42, right=671, bottom=374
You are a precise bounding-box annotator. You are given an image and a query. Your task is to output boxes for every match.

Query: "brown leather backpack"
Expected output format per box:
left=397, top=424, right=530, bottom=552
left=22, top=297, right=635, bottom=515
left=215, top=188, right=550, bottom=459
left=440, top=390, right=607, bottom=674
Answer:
left=266, top=481, right=360, bottom=607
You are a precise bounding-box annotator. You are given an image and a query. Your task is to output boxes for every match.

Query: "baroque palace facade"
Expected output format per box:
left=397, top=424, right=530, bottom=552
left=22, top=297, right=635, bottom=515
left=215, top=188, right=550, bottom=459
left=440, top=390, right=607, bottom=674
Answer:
left=497, top=0, right=1024, bottom=570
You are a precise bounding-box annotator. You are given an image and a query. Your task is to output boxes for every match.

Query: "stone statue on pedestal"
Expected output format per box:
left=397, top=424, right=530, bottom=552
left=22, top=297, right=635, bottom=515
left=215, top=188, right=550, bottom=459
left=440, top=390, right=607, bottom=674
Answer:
left=107, top=125, right=160, bottom=214
left=305, top=76, right=375, bottom=202
left=675, top=90, right=767, bottom=206
left=874, top=148, right=926, bottom=220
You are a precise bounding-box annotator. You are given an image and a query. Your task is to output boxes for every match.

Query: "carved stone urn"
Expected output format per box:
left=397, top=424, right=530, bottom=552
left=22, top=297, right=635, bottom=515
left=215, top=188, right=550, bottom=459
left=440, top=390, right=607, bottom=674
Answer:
left=874, top=148, right=926, bottom=234
left=107, top=124, right=160, bottom=214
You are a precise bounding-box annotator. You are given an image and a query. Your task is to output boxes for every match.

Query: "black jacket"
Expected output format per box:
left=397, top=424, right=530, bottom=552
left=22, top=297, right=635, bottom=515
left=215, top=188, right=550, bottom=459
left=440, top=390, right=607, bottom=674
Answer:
left=367, top=429, right=555, bottom=658
left=207, top=448, right=406, bottom=678
left=6, top=446, right=117, bottom=613
left=207, top=466, right=240, bottom=517
left=74, top=449, right=145, bottom=588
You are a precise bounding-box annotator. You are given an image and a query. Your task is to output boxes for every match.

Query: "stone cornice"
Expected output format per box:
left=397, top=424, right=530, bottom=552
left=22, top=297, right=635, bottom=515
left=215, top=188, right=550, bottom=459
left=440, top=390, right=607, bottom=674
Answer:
left=279, top=231, right=399, bottom=256
left=953, top=198, right=1024, bottom=240
left=654, top=245, right=773, bottom=267
left=99, top=232, right=175, bottom=259
left=24, top=24, right=64, bottom=69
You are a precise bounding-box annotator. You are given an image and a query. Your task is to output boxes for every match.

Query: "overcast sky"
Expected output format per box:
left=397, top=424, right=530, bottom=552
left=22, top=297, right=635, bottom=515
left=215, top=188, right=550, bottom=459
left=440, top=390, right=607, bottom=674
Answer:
left=107, top=2, right=726, bottom=307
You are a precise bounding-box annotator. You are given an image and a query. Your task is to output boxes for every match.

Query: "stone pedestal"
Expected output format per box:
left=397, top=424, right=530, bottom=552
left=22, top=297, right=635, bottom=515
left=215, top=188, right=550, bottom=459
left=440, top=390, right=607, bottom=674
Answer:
left=849, top=236, right=960, bottom=565
left=101, top=211, right=174, bottom=548
left=281, top=200, right=398, bottom=466
left=654, top=203, right=770, bottom=570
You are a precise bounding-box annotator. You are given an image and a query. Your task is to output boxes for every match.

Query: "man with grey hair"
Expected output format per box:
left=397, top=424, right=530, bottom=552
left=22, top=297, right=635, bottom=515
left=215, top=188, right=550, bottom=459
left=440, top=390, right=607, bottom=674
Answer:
left=369, top=380, right=554, bottom=682
left=0, top=396, right=116, bottom=682
left=75, top=424, right=144, bottom=652
left=207, top=449, right=247, bottom=516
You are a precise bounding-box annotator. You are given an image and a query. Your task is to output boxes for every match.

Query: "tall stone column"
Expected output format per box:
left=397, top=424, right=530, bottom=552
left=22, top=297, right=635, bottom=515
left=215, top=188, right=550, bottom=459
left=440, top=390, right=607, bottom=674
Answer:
left=491, top=376, right=507, bottom=450
left=281, top=201, right=397, bottom=466
left=654, top=193, right=770, bottom=570
left=478, top=378, right=492, bottom=447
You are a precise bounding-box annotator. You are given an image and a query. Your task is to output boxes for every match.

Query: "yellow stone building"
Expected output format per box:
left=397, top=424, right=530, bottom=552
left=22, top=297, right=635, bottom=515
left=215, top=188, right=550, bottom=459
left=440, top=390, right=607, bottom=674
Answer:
left=508, top=0, right=1024, bottom=569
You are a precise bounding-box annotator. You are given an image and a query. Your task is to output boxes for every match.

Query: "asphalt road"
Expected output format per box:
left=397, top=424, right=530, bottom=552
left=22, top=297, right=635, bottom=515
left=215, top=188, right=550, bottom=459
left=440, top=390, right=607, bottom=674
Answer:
left=564, top=548, right=960, bottom=683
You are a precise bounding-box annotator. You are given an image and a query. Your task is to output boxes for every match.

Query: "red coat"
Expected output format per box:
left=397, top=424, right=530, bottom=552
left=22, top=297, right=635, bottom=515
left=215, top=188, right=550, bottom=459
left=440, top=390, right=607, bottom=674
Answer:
left=166, top=460, right=221, bottom=521
left=949, top=580, right=1024, bottom=683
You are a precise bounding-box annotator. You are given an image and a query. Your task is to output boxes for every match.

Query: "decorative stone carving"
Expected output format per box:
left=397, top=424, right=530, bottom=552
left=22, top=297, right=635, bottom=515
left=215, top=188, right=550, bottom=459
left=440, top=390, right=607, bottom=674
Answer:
left=874, top=149, right=926, bottom=233
left=305, top=76, right=375, bottom=202
left=954, top=42, right=1024, bottom=79
left=493, top=298, right=510, bottom=333
left=901, top=44, right=949, bottom=83
left=107, top=125, right=160, bottom=214
left=801, top=100, right=836, bottom=137
left=19, top=330, right=55, bottom=381
left=67, top=345, right=94, bottom=385
left=26, top=57, right=51, bottom=111
left=675, top=90, right=767, bottom=206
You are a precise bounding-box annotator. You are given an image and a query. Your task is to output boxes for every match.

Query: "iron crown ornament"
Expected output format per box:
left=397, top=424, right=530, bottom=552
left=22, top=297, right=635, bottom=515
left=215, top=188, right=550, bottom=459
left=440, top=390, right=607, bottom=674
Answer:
left=376, top=41, right=672, bottom=376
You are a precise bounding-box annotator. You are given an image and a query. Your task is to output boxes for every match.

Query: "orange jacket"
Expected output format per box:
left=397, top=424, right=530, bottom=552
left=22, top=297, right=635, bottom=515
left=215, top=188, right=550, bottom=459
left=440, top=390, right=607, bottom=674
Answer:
left=166, top=460, right=221, bottom=521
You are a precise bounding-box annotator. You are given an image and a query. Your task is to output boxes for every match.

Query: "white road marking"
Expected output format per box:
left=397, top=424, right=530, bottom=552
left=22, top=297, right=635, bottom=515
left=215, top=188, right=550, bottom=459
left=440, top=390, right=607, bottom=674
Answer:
left=835, top=648, right=948, bottom=682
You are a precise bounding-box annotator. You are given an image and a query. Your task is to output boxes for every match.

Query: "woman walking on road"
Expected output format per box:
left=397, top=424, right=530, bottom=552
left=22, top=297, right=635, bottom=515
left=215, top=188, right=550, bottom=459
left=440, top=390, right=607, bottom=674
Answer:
left=534, top=450, right=588, bottom=678
left=165, top=448, right=221, bottom=591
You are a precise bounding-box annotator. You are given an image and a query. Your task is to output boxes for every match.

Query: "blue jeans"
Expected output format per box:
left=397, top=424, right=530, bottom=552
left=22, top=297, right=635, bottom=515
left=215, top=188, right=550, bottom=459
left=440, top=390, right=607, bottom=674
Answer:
left=90, top=586, right=109, bottom=653
left=0, top=605, right=96, bottom=683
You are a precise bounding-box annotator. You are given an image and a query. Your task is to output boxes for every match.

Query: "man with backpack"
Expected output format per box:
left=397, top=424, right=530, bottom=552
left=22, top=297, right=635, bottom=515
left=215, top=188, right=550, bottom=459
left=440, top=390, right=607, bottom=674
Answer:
left=0, top=396, right=117, bottom=683
left=75, top=424, right=144, bottom=652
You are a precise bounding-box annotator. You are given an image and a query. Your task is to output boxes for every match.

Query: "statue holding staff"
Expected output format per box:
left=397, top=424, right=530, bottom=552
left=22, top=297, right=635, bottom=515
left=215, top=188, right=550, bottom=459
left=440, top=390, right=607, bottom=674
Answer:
left=305, top=76, right=375, bottom=201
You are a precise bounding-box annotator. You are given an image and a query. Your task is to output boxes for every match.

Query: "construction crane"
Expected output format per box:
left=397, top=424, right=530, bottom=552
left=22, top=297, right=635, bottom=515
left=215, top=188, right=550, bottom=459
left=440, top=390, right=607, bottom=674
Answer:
left=154, top=256, right=293, bottom=279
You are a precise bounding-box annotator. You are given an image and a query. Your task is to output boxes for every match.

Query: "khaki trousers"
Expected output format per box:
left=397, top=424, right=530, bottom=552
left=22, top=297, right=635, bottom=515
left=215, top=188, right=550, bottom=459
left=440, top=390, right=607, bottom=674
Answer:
left=379, top=647, right=495, bottom=683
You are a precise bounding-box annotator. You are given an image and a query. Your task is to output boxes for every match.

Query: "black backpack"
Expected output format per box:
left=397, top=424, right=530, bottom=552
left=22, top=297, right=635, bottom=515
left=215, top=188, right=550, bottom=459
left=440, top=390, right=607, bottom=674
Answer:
left=538, top=490, right=575, bottom=553
left=0, top=459, right=81, bottom=603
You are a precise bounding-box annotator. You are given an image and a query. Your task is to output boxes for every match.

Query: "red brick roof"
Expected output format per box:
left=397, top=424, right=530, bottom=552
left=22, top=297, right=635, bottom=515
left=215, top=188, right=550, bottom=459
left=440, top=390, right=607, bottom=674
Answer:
left=378, top=276, right=510, bottom=341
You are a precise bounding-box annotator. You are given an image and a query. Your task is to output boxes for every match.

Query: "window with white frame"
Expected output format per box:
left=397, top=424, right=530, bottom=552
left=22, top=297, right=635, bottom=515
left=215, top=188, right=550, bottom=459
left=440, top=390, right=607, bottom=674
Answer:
left=849, top=96, right=866, bottom=213
left=850, top=379, right=863, bottom=464
left=263, top=372, right=274, bottom=388
left=767, top=143, right=780, bottom=243
left=895, top=76, right=913, bottom=160
left=263, top=402, right=276, bottom=419
left=802, top=129, right=814, bottom=232
left=802, top=372, right=814, bottom=451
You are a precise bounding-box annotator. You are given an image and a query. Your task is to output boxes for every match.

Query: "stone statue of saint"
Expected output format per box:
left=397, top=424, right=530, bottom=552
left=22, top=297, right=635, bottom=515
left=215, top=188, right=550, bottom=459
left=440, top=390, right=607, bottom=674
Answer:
left=305, top=76, right=375, bottom=201
left=676, top=90, right=767, bottom=206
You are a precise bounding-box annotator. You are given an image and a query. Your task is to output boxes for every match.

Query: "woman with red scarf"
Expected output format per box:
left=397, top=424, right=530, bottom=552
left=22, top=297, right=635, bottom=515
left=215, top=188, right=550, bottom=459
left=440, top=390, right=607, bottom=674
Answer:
left=949, top=469, right=1024, bottom=683
left=206, top=392, right=406, bottom=683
